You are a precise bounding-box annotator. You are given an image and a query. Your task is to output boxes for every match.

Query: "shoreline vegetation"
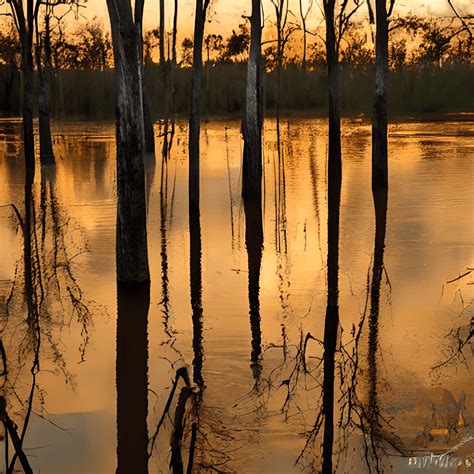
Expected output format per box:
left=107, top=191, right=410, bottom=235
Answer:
left=1, top=63, right=473, bottom=121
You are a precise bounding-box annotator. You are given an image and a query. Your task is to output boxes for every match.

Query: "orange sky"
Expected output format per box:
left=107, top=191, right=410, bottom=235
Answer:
left=49, top=0, right=473, bottom=36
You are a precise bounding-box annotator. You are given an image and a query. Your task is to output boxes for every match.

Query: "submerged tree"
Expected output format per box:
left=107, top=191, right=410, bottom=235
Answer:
left=106, top=0, right=150, bottom=285
left=189, top=0, right=210, bottom=208
left=4, top=0, right=38, bottom=172
left=371, top=0, right=395, bottom=192
left=242, top=0, right=263, bottom=203
left=135, top=0, right=155, bottom=153
left=243, top=0, right=264, bottom=379
left=320, top=0, right=347, bottom=470
left=0, top=23, right=20, bottom=116
left=3, top=0, right=83, bottom=172
left=35, top=6, right=55, bottom=165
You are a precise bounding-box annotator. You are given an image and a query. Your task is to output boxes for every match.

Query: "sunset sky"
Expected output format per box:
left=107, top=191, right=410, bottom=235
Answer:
left=73, top=0, right=472, bottom=36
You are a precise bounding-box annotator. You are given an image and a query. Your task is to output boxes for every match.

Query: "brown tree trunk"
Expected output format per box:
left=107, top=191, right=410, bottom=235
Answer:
left=299, top=0, right=307, bottom=71
left=243, top=0, right=264, bottom=385
left=242, top=0, right=263, bottom=203
left=170, top=0, right=178, bottom=129
left=21, top=36, right=35, bottom=174
left=143, top=78, right=155, bottom=153
left=135, top=1, right=155, bottom=154
left=107, top=0, right=150, bottom=285
left=159, top=0, right=169, bottom=123
left=159, top=0, right=166, bottom=67
left=372, top=0, right=389, bottom=192
left=322, top=1, right=342, bottom=472
left=37, top=15, right=55, bottom=166
left=189, top=0, right=207, bottom=209
left=172, top=0, right=178, bottom=67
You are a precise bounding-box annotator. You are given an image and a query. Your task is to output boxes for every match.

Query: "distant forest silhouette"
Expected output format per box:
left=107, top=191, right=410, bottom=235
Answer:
left=0, top=13, right=472, bottom=118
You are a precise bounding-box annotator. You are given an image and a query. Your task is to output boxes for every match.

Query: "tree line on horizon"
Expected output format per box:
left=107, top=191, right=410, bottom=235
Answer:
left=0, top=13, right=472, bottom=72
left=0, top=3, right=472, bottom=121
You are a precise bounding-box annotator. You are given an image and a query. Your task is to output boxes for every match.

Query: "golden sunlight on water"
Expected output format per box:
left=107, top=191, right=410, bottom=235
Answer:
left=0, top=118, right=472, bottom=472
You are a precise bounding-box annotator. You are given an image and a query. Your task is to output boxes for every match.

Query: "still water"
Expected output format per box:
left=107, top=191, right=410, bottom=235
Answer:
left=0, top=118, right=472, bottom=473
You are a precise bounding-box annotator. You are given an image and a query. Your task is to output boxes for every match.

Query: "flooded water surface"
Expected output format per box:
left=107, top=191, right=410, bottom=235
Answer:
left=0, top=118, right=472, bottom=473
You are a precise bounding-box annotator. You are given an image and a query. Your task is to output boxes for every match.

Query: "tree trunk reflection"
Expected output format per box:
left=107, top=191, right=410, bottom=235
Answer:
left=366, top=188, right=388, bottom=469
left=190, top=203, right=204, bottom=390
left=116, top=282, right=150, bottom=474
left=244, top=197, right=263, bottom=382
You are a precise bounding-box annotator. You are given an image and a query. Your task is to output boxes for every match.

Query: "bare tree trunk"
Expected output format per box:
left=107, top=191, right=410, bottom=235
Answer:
left=322, top=1, right=342, bottom=471
left=299, top=0, right=308, bottom=71
left=143, top=87, right=155, bottom=153
left=172, top=0, right=178, bottom=67
left=8, top=0, right=36, bottom=174
left=243, top=1, right=264, bottom=384
left=243, top=0, right=263, bottom=202
left=170, top=0, right=178, bottom=124
left=189, top=0, right=208, bottom=209
left=372, top=0, right=389, bottom=192
left=275, top=5, right=282, bottom=125
left=159, top=0, right=169, bottom=121
left=107, top=0, right=150, bottom=285
left=36, top=13, right=55, bottom=166
left=21, top=35, right=35, bottom=174
left=135, top=1, right=155, bottom=154
left=188, top=0, right=207, bottom=400
left=159, top=0, right=166, bottom=68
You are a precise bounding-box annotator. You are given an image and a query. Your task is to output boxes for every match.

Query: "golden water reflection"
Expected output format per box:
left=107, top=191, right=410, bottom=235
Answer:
left=0, top=118, right=472, bottom=472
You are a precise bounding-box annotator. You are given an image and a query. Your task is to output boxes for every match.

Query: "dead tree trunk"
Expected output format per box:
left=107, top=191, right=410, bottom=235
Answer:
left=243, top=0, right=264, bottom=384
left=21, top=24, right=35, bottom=173
left=135, top=0, right=155, bottom=154
left=189, top=0, right=209, bottom=209
left=159, top=0, right=166, bottom=68
left=372, top=0, right=389, bottom=192
left=7, top=1, right=36, bottom=172
left=299, top=0, right=312, bottom=71
left=322, top=0, right=342, bottom=472
left=242, top=0, right=263, bottom=202
left=36, top=12, right=55, bottom=166
left=172, top=0, right=178, bottom=67
left=107, top=0, right=150, bottom=285
left=170, top=0, right=178, bottom=123
left=22, top=47, right=35, bottom=173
